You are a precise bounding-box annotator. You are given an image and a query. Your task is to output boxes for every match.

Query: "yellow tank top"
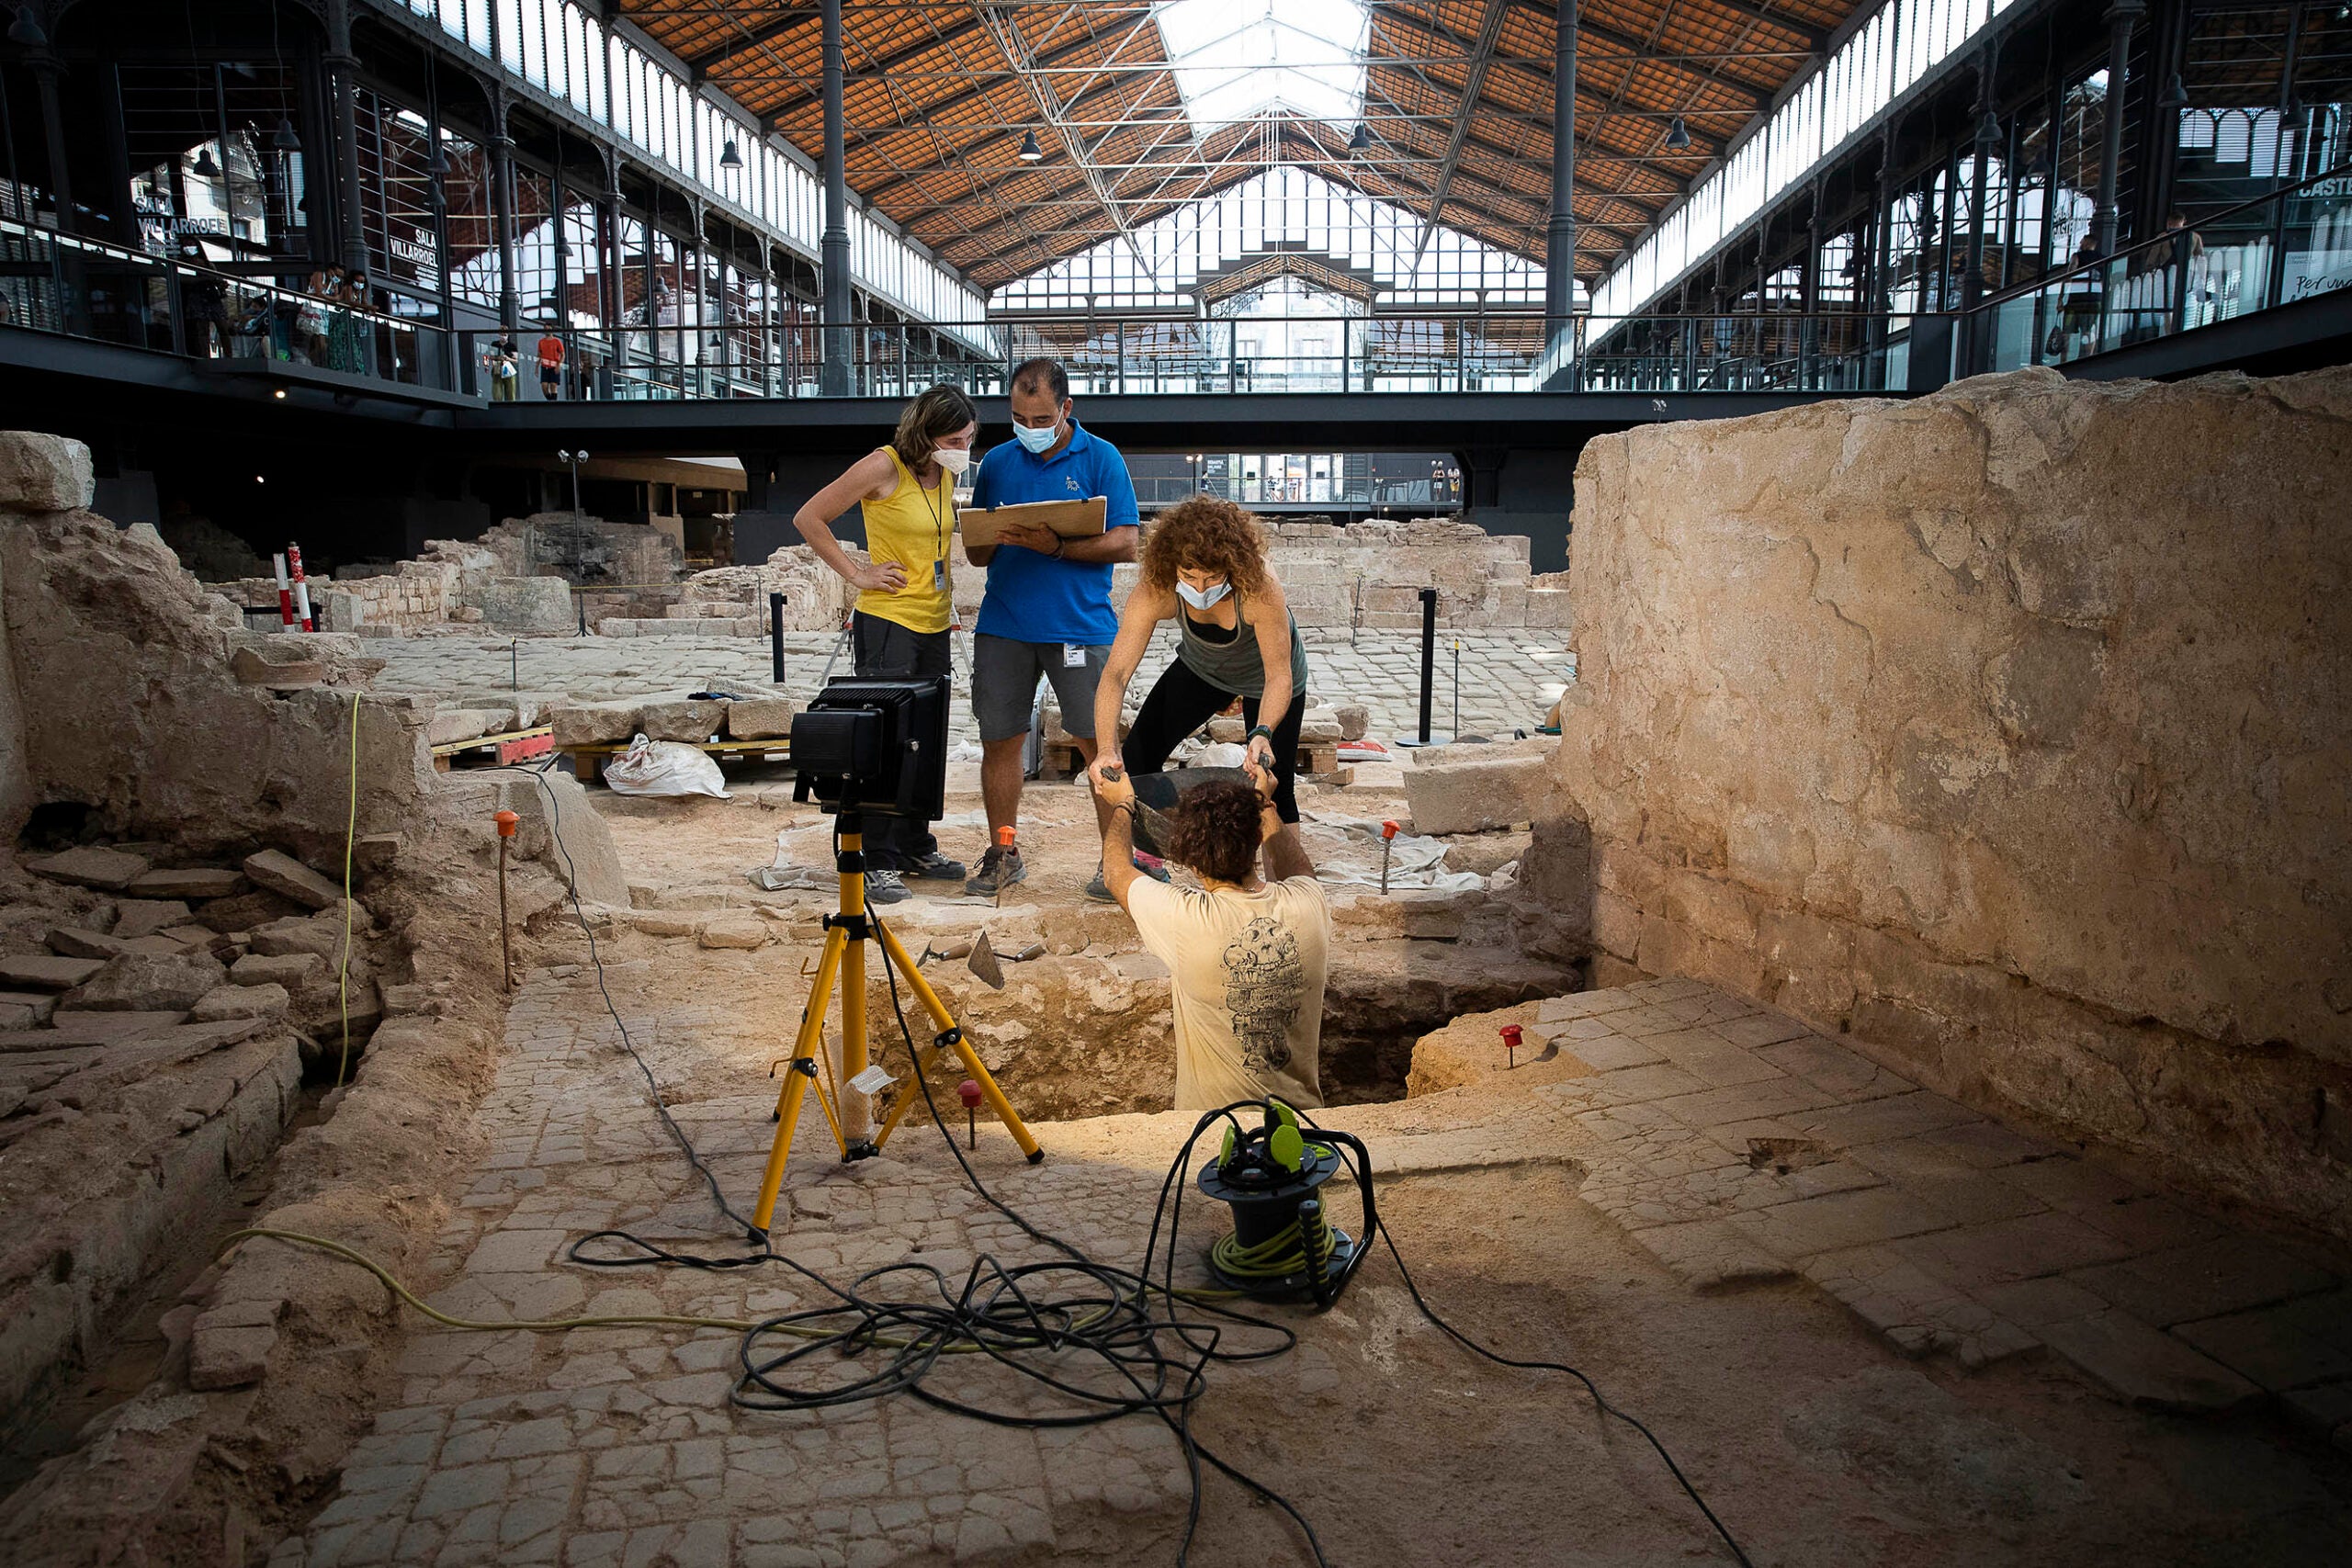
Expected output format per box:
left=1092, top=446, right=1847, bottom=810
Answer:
left=854, top=446, right=955, bottom=635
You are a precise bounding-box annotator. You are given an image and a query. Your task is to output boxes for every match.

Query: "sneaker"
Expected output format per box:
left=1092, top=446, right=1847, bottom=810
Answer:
left=903, top=849, right=967, bottom=882
left=964, top=844, right=1026, bottom=897
left=1089, top=853, right=1171, bottom=902
left=864, top=868, right=910, bottom=905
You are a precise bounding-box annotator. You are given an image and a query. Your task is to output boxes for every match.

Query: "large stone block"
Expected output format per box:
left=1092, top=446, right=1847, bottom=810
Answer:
left=725, top=697, right=800, bottom=740
left=241, top=849, right=345, bottom=910
left=636, top=699, right=725, bottom=743
left=548, top=701, right=641, bottom=748
left=502, top=767, right=629, bottom=908
left=61, top=951, right=227, bottom=1011
left=469, top=575, right=575, bottom=632
left=27, top=845, right=151, bottom=891
left=1401, top=749, right=1555, bottom=836
left=0, top=431, right=94, bottom=512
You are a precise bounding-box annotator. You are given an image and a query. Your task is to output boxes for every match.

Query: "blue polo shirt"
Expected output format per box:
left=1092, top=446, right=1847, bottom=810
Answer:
left=969, top=420, right=1138, bottom=645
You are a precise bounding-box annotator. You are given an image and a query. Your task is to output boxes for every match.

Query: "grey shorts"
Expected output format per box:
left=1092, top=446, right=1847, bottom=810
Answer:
left=972, top=633, right=1110, bottom=743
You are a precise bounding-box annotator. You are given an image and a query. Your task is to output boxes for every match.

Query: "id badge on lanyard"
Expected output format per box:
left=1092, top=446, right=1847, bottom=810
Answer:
left=932, top=558, right=947, bottom=593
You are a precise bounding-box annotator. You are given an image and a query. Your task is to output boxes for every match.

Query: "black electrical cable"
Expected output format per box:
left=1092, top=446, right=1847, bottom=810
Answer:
left=488, top=764, right=1333, bottom=1562
left=1295, top=1108, right=1756, bottom=1568
left=493, top=761, right=1747, bottom=1566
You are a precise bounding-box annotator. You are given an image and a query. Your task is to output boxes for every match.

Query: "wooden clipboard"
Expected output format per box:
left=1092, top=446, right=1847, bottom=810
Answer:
left=957, top=496, right=1108, bottom=550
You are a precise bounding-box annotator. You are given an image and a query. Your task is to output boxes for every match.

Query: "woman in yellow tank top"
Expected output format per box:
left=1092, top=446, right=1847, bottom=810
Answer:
left=791, top=383, right=978, bottom=900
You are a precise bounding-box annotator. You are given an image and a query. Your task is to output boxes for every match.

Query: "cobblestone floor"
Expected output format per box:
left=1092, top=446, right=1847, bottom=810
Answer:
left=282, top=972, right=2352, bottom=1568
left=368, top=628, right=1573, bottom=746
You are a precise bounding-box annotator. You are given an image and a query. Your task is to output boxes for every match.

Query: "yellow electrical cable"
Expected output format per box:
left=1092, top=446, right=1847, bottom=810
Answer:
left=335, top=689, right=359, bottom=1089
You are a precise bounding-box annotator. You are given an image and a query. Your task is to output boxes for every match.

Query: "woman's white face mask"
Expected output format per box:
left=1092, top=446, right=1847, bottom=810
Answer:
left=1175, top=578, right=1231, bottom=611
left=933, top=446, right=973, bottom=476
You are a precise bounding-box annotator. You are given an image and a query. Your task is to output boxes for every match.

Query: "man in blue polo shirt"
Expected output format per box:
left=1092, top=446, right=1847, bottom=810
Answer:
left=963, top=357, right=1148, bottom=900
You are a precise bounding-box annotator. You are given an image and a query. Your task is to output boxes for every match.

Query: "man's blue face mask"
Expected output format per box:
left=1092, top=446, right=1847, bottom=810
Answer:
left=1012, top=419, right=1060, bottom=455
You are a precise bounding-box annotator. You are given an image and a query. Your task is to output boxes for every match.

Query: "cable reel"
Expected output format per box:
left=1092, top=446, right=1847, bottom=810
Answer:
left=1196, top=1099, right=1372, bottom=1305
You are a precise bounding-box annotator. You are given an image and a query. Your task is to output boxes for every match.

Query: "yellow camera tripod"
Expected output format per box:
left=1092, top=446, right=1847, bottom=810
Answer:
left=751, top=810, right=1042, bottom=1237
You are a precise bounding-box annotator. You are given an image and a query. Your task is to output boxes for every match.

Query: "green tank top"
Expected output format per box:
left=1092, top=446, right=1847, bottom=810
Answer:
left=1176, top=591, right=1309, bottom=700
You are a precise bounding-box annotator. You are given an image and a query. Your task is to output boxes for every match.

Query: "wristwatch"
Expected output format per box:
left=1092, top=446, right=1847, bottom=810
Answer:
left=1247, top=724, right=1273, bottom=744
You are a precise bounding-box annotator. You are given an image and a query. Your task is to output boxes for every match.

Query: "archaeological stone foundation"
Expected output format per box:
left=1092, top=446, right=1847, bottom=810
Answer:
left=1519, top=365, right=2352, bottom=1240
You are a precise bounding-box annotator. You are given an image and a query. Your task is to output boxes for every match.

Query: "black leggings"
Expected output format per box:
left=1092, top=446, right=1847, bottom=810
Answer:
left=1122, top=657, right=1308, bottom=824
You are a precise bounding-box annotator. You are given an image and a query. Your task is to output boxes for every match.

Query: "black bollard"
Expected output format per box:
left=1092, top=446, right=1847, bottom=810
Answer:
left=1414, top=587, right=1437, bottom=745
left=769, top=592, right=786, bottom=684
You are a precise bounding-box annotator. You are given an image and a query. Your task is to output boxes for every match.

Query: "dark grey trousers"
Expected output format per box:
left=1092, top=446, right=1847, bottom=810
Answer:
left=849, top=611, right=951, bottom=869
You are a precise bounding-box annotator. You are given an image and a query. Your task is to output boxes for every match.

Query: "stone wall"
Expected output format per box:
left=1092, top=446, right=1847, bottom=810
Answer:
left=1258, top=517, right=1550, bottom=630
left=1524, top=367, right=2352, bottom=1238
left=209, top=540, right=571, bottom=637
left=0, top=434, right=435, bottom=859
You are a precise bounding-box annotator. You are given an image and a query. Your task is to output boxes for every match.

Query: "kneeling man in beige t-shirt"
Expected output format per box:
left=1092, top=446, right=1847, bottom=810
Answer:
left=1091, top=761, right=1328, bottom=1114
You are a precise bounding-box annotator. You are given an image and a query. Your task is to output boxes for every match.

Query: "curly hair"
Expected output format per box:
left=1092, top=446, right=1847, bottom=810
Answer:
left=1159, top=779, right=1263, bottom=886
left=1141, top=495, right=1271, bottom=597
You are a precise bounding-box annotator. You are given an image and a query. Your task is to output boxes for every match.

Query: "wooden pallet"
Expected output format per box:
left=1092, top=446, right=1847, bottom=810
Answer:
left=562, top=737, right=793, bottom=784
left=430, top=726, right=555, bottom=773
left=1038, top=741, right=1340, bottom=783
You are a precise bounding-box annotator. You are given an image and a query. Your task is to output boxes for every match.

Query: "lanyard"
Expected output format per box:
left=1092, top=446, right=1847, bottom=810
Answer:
left=921, top=467, right=950, bottom=561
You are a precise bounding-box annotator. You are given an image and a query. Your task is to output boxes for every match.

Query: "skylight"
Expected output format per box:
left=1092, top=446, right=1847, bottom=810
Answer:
left=1157, top=0, right=1370, bottom=134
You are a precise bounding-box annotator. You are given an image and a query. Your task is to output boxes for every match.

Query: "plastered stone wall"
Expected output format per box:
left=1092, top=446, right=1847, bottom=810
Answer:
left=1529, top=366, right=2352, bottom=1237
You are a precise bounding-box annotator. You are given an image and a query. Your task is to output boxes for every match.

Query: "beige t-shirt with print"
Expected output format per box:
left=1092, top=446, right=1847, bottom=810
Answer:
left=1126, top=875, right=1329, bottom=1114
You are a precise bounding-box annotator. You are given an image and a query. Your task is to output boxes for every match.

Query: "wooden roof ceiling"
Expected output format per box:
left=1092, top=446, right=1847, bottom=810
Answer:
left=615, top=0, right=1855, bottom=294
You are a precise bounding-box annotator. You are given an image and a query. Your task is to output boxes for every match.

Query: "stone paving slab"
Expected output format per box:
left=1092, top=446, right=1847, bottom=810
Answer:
left=289, top=975, right=2352, bottom=1568
left=1496, top=981, right=2352, bottom=1431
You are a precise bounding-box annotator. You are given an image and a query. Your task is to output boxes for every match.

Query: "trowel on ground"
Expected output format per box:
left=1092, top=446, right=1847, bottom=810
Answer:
left=965, top=931, right=1005, bottom=989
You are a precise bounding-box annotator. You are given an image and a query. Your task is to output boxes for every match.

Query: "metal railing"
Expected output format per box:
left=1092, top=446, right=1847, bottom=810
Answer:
left=1973, top=160, right=2352, bottom=375
left=0, top=217, right=455, bottom=389
left=6, top=161, right=2345, bottom=405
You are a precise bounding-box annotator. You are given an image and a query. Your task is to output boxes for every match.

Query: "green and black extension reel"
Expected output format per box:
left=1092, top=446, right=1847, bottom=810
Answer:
left=1197, top=1100, right=1374, bottom=1306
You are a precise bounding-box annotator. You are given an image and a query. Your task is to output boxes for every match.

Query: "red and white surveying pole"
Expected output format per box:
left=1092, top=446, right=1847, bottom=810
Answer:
left=286, top=543, right=316, bottom=632
left=271, top=554, right=297, bottom=630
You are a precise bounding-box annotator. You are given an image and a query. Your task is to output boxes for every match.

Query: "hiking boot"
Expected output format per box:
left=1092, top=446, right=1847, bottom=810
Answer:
left=903, top=849, right=967, bottom=881
left=1086, top=867, right=1115, bottom=903
left=964, top=844, right=1026, bottom=897
left=864, top=868, right=910, bottom=905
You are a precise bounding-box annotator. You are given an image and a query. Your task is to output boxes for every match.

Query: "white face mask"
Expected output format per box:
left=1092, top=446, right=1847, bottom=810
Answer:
left=933, top=446, right=972, bottom=476
left=1176, top=579, right=1231, bottom=611
left=1012, top=419, right=1061, bottom=455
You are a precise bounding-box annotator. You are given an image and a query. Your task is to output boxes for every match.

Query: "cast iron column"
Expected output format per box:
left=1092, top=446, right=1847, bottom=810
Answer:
left=489, top=85, right=520, bottom=332
left=819, top=0, right=851, bottom=395
left=1544, top=0, right=1577, bottom=350
left=325, top=0, right=368, bottom=275
left=2094, top=0, right=2144, bottom=255
left=28, top=45, right=72, bottom=233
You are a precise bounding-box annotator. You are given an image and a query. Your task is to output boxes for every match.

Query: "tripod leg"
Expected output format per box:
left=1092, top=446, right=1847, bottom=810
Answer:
left=771, top=927, right=847, bottom=1127
left=871, top=920, right=1044, bottom=1163
left=838, top=829, right=875, bottom=1146
left=752, top=1062, right=814, bottom=1235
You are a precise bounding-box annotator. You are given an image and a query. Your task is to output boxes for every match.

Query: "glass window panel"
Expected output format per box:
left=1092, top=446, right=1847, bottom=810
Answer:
left=496, top=0, right=524, bottom=73
left=522, top=0, right=548, bottom=88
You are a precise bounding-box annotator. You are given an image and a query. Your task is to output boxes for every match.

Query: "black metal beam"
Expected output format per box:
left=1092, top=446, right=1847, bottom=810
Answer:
left=685, top=9, right=820, bottom=77
left=750, top=15, right=990, bottom=117
left=446, top=386, right=1858, bottom=453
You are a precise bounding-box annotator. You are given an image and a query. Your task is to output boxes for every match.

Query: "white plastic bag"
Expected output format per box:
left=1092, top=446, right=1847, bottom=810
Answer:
left=602, top=733, right=731, bottom=798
